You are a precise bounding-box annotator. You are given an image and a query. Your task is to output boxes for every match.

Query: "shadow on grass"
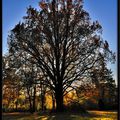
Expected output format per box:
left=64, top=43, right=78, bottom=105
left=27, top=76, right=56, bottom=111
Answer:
left=2, top=113, right=31, bottom=120
left=2, top=112, right=90, bottom=120
left=2, top=111, right=117, bottom=120
left=45, top=112, right=117, bottom=120
left=37, top=112, right=92, bottom=120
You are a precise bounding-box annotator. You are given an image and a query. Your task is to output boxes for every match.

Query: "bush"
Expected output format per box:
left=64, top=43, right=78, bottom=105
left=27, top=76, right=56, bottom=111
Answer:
left=104, top=103, right=118, bottom=110
left=83, top=100, right=98, bottom=110
left=64, top=102, right=87, bottom=113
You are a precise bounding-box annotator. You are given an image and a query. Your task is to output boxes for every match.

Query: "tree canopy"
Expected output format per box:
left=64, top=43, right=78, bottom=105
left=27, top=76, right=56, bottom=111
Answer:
left=7, top=0, right=115, bottom=112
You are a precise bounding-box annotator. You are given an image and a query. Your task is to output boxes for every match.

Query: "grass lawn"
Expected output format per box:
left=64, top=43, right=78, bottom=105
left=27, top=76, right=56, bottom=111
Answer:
left=2, top=110, right=117, bottom=120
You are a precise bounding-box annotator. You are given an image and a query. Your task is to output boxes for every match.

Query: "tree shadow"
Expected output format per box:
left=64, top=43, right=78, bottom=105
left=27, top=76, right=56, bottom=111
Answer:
left=43, top=112, right=91, bottom=120
left=2, top=113, right=31, bottom=120
left=39, top=111, right=117, bottom=120
left=46, top=114, right=77, bottom=120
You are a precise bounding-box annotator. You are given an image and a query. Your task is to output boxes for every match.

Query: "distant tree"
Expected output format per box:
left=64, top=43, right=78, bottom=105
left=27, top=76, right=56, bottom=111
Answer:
left=2, top=55, right=22, bottom=111
left=102, top=69, right=117, bottom=108
left=89, top=53, right=116, bottom=110
left=15, top=53, right=38, bottom=113
left=40, top=83, right=47, bottom=111
left=7, top=0, right=115, bottom=112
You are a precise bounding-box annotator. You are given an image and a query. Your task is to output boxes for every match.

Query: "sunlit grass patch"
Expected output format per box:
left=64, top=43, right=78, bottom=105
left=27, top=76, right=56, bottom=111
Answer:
left=88, top=110, right=117, bottom=120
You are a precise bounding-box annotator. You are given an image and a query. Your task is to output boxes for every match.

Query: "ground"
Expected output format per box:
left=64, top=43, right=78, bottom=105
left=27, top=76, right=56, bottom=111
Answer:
left=2, top=110, right=117, bottom=120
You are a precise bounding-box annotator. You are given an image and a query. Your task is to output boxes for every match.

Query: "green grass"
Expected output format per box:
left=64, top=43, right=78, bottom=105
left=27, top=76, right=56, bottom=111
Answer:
left=2, top=110, right=117, bottom=120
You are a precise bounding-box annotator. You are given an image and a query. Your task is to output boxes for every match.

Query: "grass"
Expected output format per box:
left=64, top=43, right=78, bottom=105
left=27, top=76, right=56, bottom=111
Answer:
left=2, top=110, right=117, bottom=120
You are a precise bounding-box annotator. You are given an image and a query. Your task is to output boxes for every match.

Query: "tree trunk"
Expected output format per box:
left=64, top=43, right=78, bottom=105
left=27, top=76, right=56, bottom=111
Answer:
left=27, top=88, right=32, bottom=112
left=55, top=84, right=64, bottom=112
left=98, top=85, right=105, bottom=110
left=32, top=85, right=36, bottom=112
left=41, top=94, right=44, bottom=111
left=41, top=91, right=46, bottom=111
left=40, top=84, right=46, bottom=111
left=15, top=101, right=18, bottom=111
left=52, top=93, right=55, bottom=110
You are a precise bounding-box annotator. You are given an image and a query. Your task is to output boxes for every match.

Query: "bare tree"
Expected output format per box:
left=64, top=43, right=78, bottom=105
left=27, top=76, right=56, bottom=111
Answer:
left=7, top=0, right=115, bottom=112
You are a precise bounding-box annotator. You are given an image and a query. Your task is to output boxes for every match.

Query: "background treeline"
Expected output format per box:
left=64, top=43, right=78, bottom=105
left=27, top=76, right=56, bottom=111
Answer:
left=2, top=53, right=117, bottom=113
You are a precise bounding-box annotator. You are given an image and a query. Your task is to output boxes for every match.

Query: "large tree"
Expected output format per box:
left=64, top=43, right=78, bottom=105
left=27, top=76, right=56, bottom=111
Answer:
left=8, top=0, right=115, bottom=111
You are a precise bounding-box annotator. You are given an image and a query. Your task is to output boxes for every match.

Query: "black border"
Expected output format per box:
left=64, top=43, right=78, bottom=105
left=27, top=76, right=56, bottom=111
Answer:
left=1, top=0, right=3, bottom=119
left=118, top=0, right=120, bottom=119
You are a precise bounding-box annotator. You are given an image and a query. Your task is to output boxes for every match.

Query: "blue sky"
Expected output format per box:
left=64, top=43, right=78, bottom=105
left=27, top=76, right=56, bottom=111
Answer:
left=83, top=0, right=117, bottom=84
left=2, top=0, right=117, bottom=83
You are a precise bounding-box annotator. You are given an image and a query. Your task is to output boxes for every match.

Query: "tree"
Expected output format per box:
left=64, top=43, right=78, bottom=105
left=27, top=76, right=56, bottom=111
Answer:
left=89, top=53, right=116, bottom=110
left=15, top=53, right=38, bottom=113
left=2, top=55, right=22, bottom=111
left=7, top=0, right=115, bottom=112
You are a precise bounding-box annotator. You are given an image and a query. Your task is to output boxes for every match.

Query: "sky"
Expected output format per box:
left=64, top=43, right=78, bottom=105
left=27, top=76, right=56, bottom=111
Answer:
left=2, top=0, right=117, bottom=83
left=83, top=0, right=117, bottom=84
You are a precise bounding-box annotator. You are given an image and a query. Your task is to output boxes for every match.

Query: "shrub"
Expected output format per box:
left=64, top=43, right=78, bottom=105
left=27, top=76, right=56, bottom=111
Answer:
left=82, top=100, right=98, bottom=110
left=64, top=102, right=87, bottom=114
